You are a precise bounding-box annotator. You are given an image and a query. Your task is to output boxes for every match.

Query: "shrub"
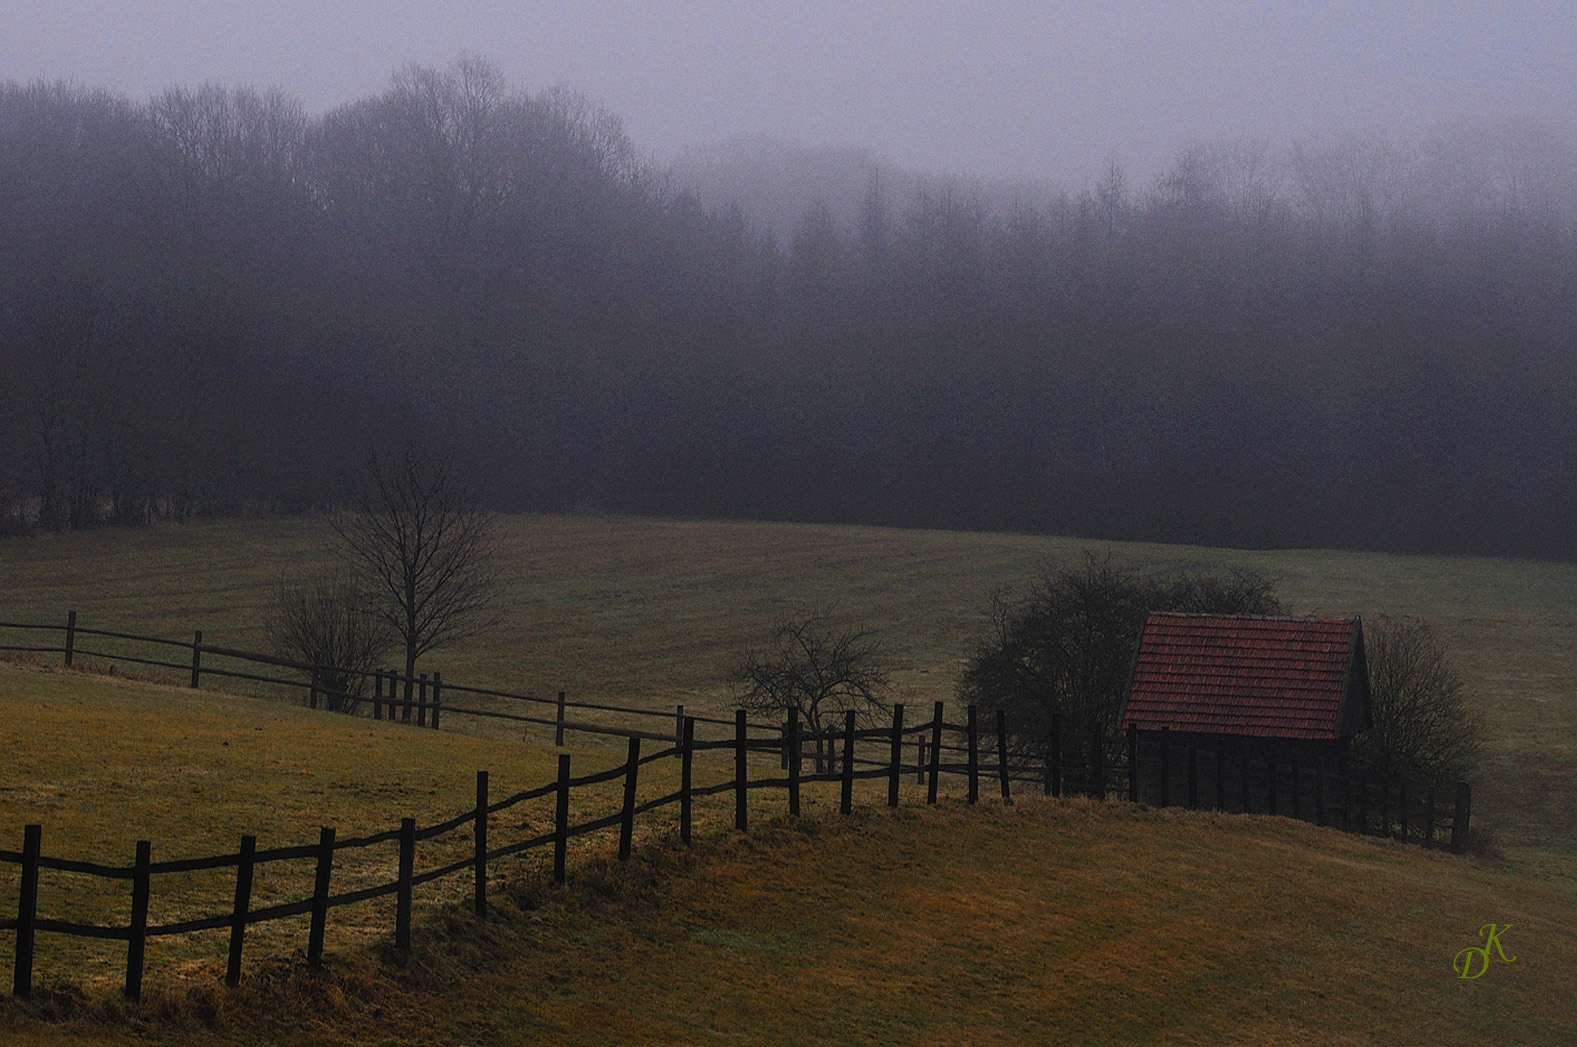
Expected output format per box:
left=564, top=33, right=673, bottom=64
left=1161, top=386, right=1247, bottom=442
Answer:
left=266, top=569, right=392, bottom=713
left=728, top=609, right=891, bottom=738
left=1352, top=617, right=1480, bottom=792
left=957, top=554, right=1284, bottom=755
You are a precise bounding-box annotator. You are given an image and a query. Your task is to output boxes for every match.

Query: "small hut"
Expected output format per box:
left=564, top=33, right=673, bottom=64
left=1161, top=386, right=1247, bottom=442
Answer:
left=1122, top=613, right=1371, bottom=799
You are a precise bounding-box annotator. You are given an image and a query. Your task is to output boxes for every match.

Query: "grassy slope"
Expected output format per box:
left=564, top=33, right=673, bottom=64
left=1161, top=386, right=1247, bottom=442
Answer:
left=2, top=515, right=1573, bottom=872
left=3, top=785, right=1574, bottom=1046
left=0, top=647, right=1572, bottom=1044
left=500, top=804, right=1577, bottom=1047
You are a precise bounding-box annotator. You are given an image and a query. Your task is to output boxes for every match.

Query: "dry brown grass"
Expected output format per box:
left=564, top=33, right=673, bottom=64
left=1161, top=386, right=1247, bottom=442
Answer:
left=11, top=797, right=1572, bottom=1046
left=1, top=658, right=1574, bottom=1045
left=2, top=514, right=1573, bottom=873
left=2, top=514, right=1575, bottom=1043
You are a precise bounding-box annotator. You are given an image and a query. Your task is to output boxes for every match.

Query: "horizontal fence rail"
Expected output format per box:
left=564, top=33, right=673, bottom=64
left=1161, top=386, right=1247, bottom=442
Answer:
left=2, top=619, right=1477, bottom=1003
left=0, top=614, right=772, bottom=747
left=3, top=702, right=1036, bottom=999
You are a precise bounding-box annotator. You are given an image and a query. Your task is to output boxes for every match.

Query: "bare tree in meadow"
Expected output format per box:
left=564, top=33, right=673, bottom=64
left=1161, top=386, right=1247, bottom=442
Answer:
left=957, top=555, right=1285, bottom=777
left=266, top=568, right=391, bottom=713
left=729, top=608, right=891, bottom=747
left=1352, top=618, right=1480, bottom=791
left=334, top=442, right=500, bottom=704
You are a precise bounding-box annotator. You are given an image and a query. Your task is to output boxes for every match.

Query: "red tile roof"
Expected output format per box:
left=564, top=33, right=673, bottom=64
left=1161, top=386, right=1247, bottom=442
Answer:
left=1122, top=613, right=1365, bottom=741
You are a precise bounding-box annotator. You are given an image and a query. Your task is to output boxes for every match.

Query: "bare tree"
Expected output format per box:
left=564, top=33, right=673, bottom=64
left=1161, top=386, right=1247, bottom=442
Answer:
left=729, top=609, right=891, bottom=742
left=1096, top=152, right=1126, bottom=244
left=957, top=555, right=1285, bottom=778
left=334, top=442, right=500, bottom=703
left=266, top=568, right=391, bottom=713
left=1353, top=618, right=1480, bottom=791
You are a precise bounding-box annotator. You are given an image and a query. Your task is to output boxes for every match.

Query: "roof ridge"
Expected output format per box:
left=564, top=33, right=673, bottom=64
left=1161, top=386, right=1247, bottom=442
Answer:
left=1146, top=612, right=1353, bottom=624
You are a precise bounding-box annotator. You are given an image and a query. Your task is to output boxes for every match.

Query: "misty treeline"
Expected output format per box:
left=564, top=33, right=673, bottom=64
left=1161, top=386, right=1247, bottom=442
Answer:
left=3, top=59, right=1575, bottom=559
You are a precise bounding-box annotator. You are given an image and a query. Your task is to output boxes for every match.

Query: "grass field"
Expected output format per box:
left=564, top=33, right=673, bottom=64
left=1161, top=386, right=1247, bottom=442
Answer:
left=2, top=515, right=1575, bottom=1043
left=0, top=662, right=778, bottom=997
left=1, top=697, right=1573, bottom=1046
left=2, top=514, right=1574, bottom=872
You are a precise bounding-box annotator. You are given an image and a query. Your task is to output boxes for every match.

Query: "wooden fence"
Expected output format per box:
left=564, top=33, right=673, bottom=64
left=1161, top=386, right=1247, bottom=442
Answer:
left=906, top=713, right=1470, bottom=855
left=1116, top=722, right=1473, bottom=851
left=2, top=702, right=1020, bottom=1000
left=2, top=616, right=1476, bottom=1003
left=0, top=613, right=765, bottom=745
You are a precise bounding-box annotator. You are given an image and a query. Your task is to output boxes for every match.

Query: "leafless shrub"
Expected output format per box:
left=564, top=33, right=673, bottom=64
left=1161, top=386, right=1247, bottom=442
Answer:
left=266, top=568, right=391, bottom=713
left=1353, top=617, right=1481, bottom=792
left=332, top=441, right=500, bottom=706
left=728, top=608, right=891, bottom=737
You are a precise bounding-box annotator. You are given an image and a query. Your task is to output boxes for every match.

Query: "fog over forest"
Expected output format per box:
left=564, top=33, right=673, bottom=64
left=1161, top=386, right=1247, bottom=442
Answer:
left=2, top=58, right=1575, bottom=559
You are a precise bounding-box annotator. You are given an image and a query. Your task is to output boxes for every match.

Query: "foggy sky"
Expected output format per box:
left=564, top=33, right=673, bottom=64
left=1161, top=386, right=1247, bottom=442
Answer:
left=4, top=1, right=1573, bottom=185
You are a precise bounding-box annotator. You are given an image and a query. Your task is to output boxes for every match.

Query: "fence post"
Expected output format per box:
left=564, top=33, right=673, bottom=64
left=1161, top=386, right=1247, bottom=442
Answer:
left=1239, top=746, right=1251, bottom=814
left=190, top=630, right=203, bottom=689
left=1050, top=713, right=1062, bottom=798
left=927, top=701, right=943, bottom=804
left=1215, top=745, right=1226, bottom=812
left=676, top=704, right=686, bottom=749
left=888, top=704, right=905, bottom=808
left=787, top=708, right=801, bottom=817
left=64, top=610, right=77, bottom=667
left=474, top=771, right=489, bottom=919
left=125, top=839, right=151, bottom=1000
left=917, top=734, right=926, bottom=785
left=373, top=672, right=384, bottom=721
left=996, top=709, right=1011, bottom=802
left=1091, top=721, right=1105, bottom=799
left=226, top=834, right=256, bottom=987
left=1187, top=735, right=1198, bottom=809
left=735, top=709, right=749, bottom=832
left=966, top=704, right=979, bottom=804
left=402, top=673, right=413, bottom=723
left=397, top=818, right=415, bottom=950
left=417, top=674, right=429, bottom=728
left=1425, top=787, right=1437, bottom=850
left=1315, top=759, right=1326, bottom=827
left=840, top=710, right=856, bottom=814
left=617, top=737, right=641, bottom=861
left=430, top=672, right=442, bottom=730
left=555, top=691, right=566, bottom=746
left=13, top=824, right=40, bottom=1000
left=554, top=755, right=571, bottom=882
left=1451, top=781, right=1471, bottom=854
left=680, top=718, right=695, bottom=844
left=307, top=827, right=335, bottom=970
left=1158, top=726, right=1170, bottom=807
left=1127, top=723, right=1139, bottom=803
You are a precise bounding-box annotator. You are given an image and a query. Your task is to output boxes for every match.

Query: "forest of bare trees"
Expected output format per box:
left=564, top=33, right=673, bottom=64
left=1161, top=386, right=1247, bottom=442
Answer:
left=3, top=59, right=1574, bottom=559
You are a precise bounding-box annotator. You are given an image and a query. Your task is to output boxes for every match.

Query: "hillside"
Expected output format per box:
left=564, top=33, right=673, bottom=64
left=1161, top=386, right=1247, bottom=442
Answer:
left=3, top=512, right=1576, bottom=1042
left=0, top=666, right=1572, bottom=1045
left=2, top=514, right=1574, bottom=876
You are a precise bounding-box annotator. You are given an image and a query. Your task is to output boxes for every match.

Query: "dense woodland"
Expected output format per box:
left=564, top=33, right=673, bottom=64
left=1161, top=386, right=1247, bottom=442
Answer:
left=3, top=59, right=1575, bottom=559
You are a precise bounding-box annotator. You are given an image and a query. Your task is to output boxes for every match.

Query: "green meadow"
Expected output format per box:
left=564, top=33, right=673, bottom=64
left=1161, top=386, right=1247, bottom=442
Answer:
left=3, top=515, right=1573, bottom=869
left=2, top=515, right=1575, bottom=1044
